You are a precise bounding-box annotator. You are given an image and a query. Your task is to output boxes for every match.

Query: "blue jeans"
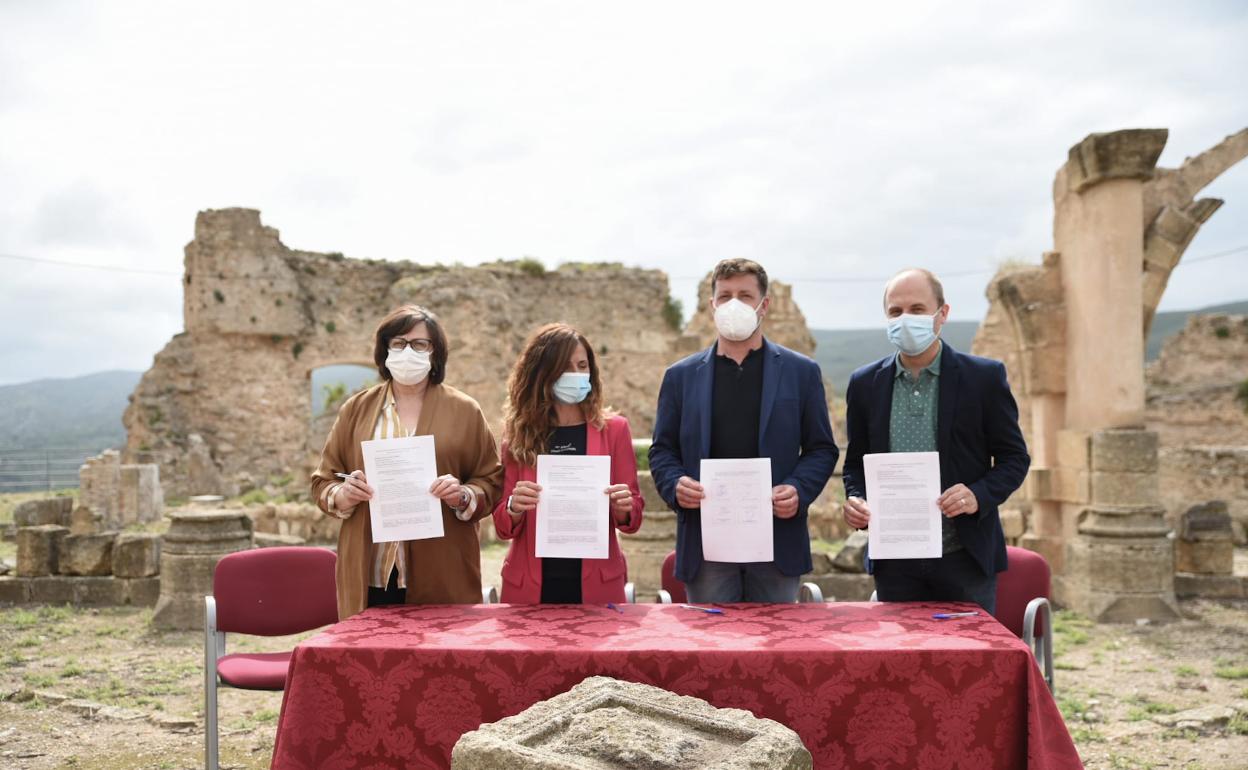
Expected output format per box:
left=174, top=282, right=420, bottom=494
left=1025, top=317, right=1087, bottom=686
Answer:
left=685, top=561, right=801, bottom=603
left=872, top=549, right=997, bottom=615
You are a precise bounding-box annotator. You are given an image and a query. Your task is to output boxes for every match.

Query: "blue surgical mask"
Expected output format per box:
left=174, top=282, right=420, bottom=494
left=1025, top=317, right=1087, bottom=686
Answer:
left=887, top=312, right=940, bottom=356
left=552, top=372, right=592, bottom=404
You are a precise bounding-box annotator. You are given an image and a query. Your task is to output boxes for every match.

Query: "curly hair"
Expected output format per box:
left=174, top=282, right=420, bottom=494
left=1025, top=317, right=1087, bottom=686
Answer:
left=502, top=323, right=609, bottom=466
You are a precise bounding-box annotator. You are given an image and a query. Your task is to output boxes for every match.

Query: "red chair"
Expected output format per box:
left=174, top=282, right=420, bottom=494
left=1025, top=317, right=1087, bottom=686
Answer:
left=866, top=546, right=1056, bottom=691
left=656, top=550, right=687, bottom=604
left=204, top=547, right=338, bottom=770
left=996, top=545, right=1055, bottom=691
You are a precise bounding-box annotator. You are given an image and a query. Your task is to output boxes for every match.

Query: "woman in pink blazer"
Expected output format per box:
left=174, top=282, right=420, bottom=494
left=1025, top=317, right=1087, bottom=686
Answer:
left=493, top=323, right=644, bottom=604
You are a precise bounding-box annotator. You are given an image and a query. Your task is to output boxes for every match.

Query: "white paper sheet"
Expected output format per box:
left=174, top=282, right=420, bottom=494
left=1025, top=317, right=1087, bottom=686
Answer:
left=864, top=451, right=943, bottom=559
left=535, top=454, right=611, bottom=559
left=361, top=435, right=444, bottom=543
left=699, top=457, right=774, bottom=563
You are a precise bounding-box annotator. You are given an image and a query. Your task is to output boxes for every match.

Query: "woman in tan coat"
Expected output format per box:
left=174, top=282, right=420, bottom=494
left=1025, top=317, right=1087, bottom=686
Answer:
left=311, top=305, right=503, bottom=619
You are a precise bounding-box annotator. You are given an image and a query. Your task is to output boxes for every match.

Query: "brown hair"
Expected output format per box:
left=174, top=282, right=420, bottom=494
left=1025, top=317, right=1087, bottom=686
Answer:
left=711, top=258, right=769, bottom=297
left=883, top=268, right=945, bottom=308
left=373, top=305, right=449, bottom=384
left=502, top=323, right=608, bottom=466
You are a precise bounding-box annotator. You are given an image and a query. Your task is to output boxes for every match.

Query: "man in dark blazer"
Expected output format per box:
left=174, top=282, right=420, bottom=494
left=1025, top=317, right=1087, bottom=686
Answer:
left=650, top=259, right=839, bottom=603
left=842, top=268, right=1029, bottom=614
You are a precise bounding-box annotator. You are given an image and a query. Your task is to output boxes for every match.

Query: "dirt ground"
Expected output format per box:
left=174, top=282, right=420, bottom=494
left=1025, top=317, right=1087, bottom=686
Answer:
left=1, top=541, right=1245, bottom=770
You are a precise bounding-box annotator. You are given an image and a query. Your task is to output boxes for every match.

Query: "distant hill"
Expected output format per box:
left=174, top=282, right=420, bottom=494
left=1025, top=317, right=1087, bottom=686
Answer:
left=812, top=322, right=979, bottom=393
left=0, top=370, right=141, bottom=452
left=813, top=300, right=1248, bottom=393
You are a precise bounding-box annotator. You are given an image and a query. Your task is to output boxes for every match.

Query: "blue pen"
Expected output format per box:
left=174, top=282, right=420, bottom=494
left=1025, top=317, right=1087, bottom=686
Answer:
left=932, top=611, right=979, bottom=619
left=679, top=603, right=725, bottom=615
left=606, top=603, right=624, bottom=614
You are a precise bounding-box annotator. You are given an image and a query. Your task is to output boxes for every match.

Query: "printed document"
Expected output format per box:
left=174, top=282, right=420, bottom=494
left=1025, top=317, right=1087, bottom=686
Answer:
left=361, top=436, right=444, bottom=543
left=535, top=454, right=611, bottom=559
left=700, top=458, right=774, bottom=563
left=864, top=451, right=943, bottom=559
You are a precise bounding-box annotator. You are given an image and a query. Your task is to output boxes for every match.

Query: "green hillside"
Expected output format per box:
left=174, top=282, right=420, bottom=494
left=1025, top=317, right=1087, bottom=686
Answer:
left=812, top=300, right=1248, bottom=393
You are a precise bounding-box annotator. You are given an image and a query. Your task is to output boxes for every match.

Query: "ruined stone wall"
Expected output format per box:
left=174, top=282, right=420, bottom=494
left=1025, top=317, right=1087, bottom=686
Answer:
left=125, top=209, right=827, bottom=499
left=125, top=209, right=682, bottom=497
left=1146, top=314, right=1248, bottom=539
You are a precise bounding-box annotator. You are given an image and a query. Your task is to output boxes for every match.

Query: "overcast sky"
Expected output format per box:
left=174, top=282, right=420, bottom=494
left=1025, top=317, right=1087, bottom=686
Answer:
left=2, top=0, right=1246, bottom=386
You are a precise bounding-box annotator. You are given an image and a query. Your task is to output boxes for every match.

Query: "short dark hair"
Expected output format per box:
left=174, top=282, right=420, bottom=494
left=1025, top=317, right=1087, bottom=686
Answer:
left=884, top=268, right=945, bottom=308
left=711, top=258, right=769, bottom=297
left=373, top=305, right=449, bottom=384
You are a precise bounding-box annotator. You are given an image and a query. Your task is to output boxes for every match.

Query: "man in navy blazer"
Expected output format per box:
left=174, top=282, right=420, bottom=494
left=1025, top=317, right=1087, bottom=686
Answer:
left=650, top=259, right=839, bottom=603
left=842, top=268, right=1029, bottom=614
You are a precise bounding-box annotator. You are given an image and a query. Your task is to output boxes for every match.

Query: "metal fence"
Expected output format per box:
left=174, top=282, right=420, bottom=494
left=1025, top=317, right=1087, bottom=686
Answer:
left=0, top=447, right=101, bottom=493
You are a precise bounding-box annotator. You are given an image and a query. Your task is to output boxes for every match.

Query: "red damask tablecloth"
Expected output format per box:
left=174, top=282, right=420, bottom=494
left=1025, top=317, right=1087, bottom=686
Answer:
left=270, top=602, right=1082, bottom=769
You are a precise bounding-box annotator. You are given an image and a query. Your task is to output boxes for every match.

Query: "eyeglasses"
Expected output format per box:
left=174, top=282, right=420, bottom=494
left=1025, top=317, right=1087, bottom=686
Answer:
left=388, top=338, right=434, bottom=353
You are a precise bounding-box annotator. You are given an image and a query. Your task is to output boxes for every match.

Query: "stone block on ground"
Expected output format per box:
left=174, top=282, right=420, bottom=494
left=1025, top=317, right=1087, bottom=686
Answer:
left=254, top=532, right=307, bottom=548
left=60, top=699, right=103, bottom=718
left=832, top=530, right=868, bottom=573
left=0, top=577, right=32, bottom=604
left=112, top=532, right=161, bottom=578
left=29, top=576, right=76, bottom=605
left=16, top=525, right=69, bottom=577
left=1152, top=705, right=1235, bottom=733
left=1174, top=573, right=1246, bottom=599
left=79, top=450, right=121, bottom=524
left=119, top=464, right=164, bottom=524
left=68, top=506, right=104, bottom=536
left=123, top=576, right=161, bottom=606
left=13, top=497, right=73, bottom=528
left=59, top=532, right=117, bottom=576
left=451, top=676, right=812, bottom=770
left=73, top=576, right=126, bottom=605
left=1175, top=502, right=1234, bottom=575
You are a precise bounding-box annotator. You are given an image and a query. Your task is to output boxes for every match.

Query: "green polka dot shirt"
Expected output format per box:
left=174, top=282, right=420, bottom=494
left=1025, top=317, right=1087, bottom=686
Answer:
left=890, top=344, right=961, bottom=554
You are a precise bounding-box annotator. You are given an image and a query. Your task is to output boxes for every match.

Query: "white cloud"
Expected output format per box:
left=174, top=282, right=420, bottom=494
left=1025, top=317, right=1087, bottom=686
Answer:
left=1, top=0, right=1246, bottom=385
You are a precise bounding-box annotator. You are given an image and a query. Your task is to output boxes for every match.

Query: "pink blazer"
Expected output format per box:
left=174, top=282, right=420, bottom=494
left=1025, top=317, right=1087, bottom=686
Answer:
left=492, top=414, right=644, bottom=604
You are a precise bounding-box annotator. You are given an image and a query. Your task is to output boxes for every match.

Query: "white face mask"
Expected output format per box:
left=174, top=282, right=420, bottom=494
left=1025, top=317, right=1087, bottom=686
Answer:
left=713, top=297, right=763, bottom=342
left=386, top=347, right=432, bottom=386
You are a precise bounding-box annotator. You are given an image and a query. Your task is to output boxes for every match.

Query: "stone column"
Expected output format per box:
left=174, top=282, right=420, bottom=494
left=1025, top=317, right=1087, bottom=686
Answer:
left=1049, top=130, right=1179, bottom=621
left=79, top=450, right=121, bottom=526
left=119, top=464, right=164, bottom=524
left=151, top=508, right=253, bottom=630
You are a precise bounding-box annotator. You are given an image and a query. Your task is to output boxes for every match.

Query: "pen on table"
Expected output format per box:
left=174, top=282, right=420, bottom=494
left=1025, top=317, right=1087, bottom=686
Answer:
left=932, top=611, right=980, bottom=619
left=606, top=603, right=624, bottom=614
left=679, top=604, right=725, bottom=615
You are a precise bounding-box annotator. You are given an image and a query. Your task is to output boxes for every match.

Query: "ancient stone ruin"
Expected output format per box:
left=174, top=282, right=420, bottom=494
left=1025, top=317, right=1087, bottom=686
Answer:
left=974, top=127, right=1248, bottom=620
left=2, top=493, right=161, bottom=607
left=451, top=676, right=812, bottom=770
left=122, top=208, right=822, bottom=500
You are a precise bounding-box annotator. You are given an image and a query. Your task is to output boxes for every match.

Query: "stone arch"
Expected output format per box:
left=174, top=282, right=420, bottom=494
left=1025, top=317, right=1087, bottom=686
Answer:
left=971, top=127, right=1247, bottom=621
left=1142, top=129, right=1248, bottom=333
